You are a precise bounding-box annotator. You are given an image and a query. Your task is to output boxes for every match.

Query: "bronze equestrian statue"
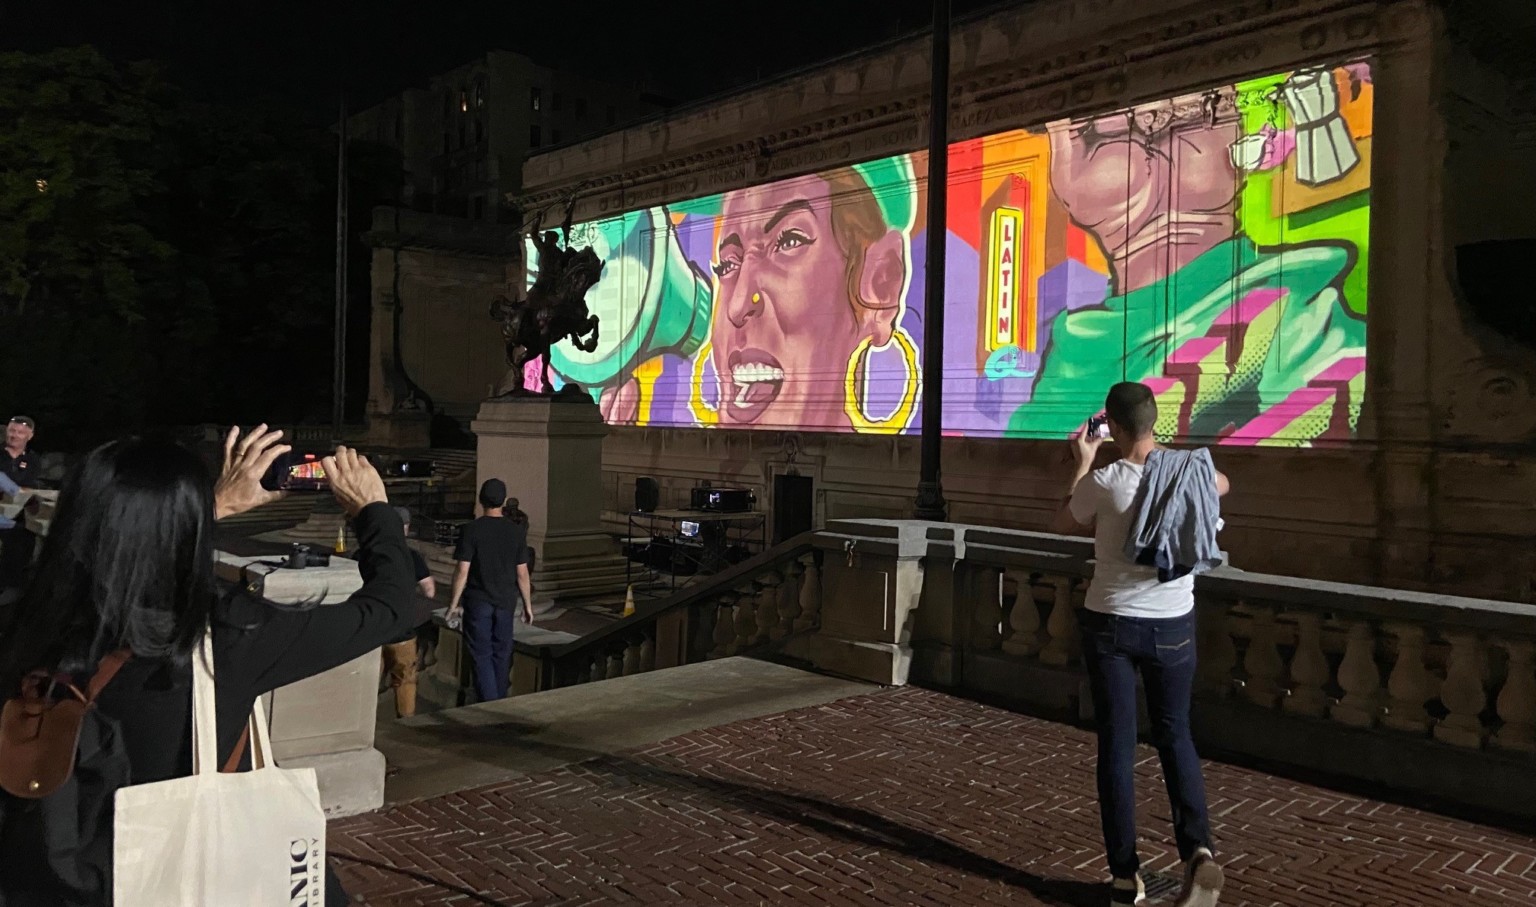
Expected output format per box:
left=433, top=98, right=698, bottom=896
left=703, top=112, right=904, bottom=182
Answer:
left=490, top=206, right=603, bottom=395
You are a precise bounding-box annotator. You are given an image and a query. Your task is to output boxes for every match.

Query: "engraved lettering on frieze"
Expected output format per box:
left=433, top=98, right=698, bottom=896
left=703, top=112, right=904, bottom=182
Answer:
left=1162, top=41, right=1264, bottom=79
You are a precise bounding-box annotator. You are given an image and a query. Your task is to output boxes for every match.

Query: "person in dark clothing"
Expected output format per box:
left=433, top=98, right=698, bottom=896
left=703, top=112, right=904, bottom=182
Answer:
left=0, top=415, right=40, bottom=591
left=380, top=505, right=437, bottom=717
left=0, top=426, right=423, bottom=907
left=448, top=478, right=533, bottom=702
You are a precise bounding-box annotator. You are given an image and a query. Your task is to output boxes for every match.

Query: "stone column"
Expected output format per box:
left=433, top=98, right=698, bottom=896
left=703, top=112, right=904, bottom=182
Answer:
left=471, top=393, right=630, bottom=606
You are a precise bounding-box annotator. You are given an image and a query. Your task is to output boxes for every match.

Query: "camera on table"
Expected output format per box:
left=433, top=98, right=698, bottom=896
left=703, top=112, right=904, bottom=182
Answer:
left=285, top=544, right=331, bottom=570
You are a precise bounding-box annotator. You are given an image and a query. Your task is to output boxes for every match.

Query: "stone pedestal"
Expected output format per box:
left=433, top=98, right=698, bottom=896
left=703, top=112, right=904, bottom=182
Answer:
left=472, top=394, right=630, bottom=605
left=807, top=520, right=930, bottom=686
left=213, top=553, right=385, bottom=817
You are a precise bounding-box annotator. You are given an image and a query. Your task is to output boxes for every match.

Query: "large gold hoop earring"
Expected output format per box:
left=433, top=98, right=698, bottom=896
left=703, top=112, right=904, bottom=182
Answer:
left=688, top=341, right=721, bottom=426
left=843, top=329, right=920, bottom=434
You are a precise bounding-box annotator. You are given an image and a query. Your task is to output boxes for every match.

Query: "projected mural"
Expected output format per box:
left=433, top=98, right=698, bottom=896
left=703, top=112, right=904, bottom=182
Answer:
left=526, top=61, right=1372, bottom=445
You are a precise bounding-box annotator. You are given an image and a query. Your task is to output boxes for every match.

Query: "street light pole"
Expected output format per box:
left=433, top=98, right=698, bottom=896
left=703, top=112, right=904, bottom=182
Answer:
left=914, top=0, right=950, bottom=522
left=332, top=95, right=349, bottom=440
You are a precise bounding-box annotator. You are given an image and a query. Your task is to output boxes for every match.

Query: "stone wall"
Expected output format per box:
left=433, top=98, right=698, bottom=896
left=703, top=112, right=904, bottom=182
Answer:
left=369, top=0, right=1536, bottom=600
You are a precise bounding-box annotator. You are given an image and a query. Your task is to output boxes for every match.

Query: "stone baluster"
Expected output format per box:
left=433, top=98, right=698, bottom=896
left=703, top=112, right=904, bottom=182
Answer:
left=1435, top=632, right=1490, bottom=748
left=623, top=639, right=641, bottom=676
left=1001, top=571, right=1042, bottom=657
left=1494, top=639, right=1536, bottom=753
left=588, top=656, right=603, bottom=684
left=1040, top=578, right=1080, bottom=666
left=1282, top=612, right=1330, bottom=718
left=732, top=588, right=757, bottom=654
left=794, top=554, right=822, bottom=632
left=1240, top=605, right=1286, bottom=709
left=693, top=602, right=719, bottom=661
left=709, top=596, right=736, bottom=659
left=1331, top=619, right=1384, bottom=728
left=754, top=572, right=782, bottom=645
left=640, top=634, right=656, bottom=673
left=775, top=559, right=805, bottom=640
left=1197, top=600, right=1238, bottom=697
left=972, top=567, right=1003, bottom=652
left=1383, top=624, right=1435, bottom=734
left=606, top=650, right=624, bottom=680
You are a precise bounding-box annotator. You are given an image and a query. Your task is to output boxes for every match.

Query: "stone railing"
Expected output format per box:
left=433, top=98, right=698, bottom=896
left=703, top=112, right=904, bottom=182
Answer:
left=508, top=533, right=824, bottom=695
left=881, top=522, right=1536, bottom=821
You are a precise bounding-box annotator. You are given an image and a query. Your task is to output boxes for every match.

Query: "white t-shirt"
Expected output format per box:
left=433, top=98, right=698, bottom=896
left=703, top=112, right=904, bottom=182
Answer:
left=1069, top=459, right=1195, bottom=619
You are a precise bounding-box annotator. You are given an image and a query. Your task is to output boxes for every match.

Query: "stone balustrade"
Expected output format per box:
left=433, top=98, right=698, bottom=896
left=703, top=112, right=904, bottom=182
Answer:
left=877, top=521, right=1536, bottom=821
left=505, top=539, right=824, bottom=694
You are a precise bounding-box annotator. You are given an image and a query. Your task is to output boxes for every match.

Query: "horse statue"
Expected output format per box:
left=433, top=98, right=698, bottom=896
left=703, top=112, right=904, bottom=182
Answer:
left=490, top=205, right=603, bottom=395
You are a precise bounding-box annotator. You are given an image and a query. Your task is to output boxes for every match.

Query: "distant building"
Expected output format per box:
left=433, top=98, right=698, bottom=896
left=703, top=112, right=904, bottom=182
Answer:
left=349, top=50, right=666, bottom=222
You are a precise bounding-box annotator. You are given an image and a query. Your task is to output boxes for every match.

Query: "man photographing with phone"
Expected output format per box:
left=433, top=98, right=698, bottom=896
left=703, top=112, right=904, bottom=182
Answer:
left=1052, top=382, right=1230, bottom=907
left=447, top=478, right=533, bottom=702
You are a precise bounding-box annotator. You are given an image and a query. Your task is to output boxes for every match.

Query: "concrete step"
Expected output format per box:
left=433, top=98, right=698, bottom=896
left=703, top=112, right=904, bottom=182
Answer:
left=375, top=658, right=869, bottom=804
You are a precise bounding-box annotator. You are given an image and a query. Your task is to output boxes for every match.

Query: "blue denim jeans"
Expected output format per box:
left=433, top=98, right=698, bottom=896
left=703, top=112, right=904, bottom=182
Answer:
left=1079, top=609, right=1213, bottom=878
left=462, top=599, right=515, bottom=702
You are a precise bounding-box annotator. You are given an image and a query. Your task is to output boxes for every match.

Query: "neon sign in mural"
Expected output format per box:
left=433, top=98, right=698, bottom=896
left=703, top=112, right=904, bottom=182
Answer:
left=526, top=61, right=1373, bottom=445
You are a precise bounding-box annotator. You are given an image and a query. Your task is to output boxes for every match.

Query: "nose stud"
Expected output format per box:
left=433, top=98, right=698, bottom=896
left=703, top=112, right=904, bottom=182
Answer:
left=751, top=292, right=762, bottom=306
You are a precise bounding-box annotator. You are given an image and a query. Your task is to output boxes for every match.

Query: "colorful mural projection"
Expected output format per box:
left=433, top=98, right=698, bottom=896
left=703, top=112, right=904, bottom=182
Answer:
left=527, top=60, right=1372, bottom=445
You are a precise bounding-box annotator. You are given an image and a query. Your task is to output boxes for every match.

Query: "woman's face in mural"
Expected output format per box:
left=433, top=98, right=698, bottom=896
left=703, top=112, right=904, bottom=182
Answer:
left=710, top=175, right=901, bottom=430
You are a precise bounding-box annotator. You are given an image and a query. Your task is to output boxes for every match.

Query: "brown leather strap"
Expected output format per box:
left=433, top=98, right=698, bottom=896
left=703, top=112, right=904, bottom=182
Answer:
left=85, top=650, right=132, bottom=702
left=221, top=725, right=250, bottom=773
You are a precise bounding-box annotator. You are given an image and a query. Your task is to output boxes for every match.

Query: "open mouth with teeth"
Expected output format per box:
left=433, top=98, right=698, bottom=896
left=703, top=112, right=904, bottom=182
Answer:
left=725, top=349, right=785, bottom=422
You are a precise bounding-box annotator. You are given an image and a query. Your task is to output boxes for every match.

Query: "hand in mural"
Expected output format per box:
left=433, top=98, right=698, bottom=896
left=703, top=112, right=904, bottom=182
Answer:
left=600, top=379, right=640, bottom=423
left=1048, top=95, right=1239, bottom=295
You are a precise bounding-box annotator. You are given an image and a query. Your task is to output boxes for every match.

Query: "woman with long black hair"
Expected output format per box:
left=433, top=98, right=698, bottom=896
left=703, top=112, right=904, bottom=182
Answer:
left=0, top=426, right=422, bottom=906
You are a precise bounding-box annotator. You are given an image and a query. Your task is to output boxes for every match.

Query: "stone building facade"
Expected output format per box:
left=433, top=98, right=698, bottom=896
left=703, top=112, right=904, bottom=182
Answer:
left=348, top=50, right=664, bottom=222
left=365, top=0, right=1536, bottom=601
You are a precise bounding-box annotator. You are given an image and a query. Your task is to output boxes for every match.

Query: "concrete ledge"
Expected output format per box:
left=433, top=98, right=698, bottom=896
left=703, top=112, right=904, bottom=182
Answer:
left=808, top=635, right=910, bottom=686
left=282, top=746, right=386, bottom=818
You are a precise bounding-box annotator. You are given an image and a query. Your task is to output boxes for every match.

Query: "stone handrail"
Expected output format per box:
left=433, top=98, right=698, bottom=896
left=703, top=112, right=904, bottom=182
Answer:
left=891, top=520, right=1536, bottom=819
left=510, top=532, right=824, bottom=692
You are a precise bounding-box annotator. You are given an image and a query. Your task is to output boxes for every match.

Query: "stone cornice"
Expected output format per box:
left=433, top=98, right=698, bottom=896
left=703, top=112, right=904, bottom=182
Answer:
left=517, top=0, right=1430, bottom=222
left=363, top=206, right=523, bottom=259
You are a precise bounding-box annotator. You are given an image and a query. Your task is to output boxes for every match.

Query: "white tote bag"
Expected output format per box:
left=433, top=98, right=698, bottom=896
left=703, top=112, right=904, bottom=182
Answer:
left=112, top=632, right=327, bottom=906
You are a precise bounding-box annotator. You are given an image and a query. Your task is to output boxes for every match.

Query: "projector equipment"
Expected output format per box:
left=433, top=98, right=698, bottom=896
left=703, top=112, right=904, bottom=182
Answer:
left=385, top=458, right=436, bottom=479
left=635, top=477, right=660, bottom=513
left=690, top=486, right=754, bottom=513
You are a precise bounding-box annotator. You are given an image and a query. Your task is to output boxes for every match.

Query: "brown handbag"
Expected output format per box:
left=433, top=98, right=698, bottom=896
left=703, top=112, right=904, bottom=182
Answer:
left=0, top=651, right=131, bottom=798
left=0, top=652, right=251, bottom=799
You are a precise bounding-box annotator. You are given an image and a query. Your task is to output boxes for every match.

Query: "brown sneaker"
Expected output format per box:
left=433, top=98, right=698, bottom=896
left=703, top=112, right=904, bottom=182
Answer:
left=1174, top=847, right=1223, bottom=907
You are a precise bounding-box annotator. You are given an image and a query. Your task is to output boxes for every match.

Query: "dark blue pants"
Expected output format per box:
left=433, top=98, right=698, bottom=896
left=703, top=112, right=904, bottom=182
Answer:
left=1079, top=609, right=1213, bottom=879
left=462, top=599, right=514, bottom=702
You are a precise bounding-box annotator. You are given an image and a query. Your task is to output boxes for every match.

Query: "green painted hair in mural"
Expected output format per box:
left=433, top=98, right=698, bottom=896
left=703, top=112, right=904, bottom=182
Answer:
left=851, top=156, right=917, bottom=233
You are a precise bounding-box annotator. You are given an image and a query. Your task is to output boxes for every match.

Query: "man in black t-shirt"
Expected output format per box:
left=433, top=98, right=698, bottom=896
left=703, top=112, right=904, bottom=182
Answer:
left=448, top=478, right=534, bottom=702
left=380, top=506, right=437, bottom=717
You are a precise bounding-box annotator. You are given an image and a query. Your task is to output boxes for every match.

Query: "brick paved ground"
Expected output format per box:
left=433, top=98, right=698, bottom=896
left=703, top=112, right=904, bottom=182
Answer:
left=333, top=687, right=1536, bottom=906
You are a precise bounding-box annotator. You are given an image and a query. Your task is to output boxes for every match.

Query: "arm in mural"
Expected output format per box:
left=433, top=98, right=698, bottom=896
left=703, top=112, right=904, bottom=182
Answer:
left=1014, top=70, right=1369, bottom=446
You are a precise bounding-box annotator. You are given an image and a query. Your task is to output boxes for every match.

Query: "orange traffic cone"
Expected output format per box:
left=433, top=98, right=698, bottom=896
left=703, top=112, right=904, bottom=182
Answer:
left=623, top=584, right=636, bottom=618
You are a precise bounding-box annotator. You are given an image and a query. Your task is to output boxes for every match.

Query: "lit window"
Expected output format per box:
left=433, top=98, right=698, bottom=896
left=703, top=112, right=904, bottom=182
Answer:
left=459, top=90, right=468, bottom=114
left=530, top=87, right=541, bottom=112
left=35, top=179, right=48, bottom=193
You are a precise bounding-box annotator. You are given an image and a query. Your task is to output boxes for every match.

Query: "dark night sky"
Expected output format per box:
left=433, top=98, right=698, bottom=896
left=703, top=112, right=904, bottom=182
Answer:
left=4, top=0, right=1003, bottom=119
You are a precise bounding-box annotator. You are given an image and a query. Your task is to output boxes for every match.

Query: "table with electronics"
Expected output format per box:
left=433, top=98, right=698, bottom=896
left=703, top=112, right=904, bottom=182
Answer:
left=625, top=508, right=767, bottom=597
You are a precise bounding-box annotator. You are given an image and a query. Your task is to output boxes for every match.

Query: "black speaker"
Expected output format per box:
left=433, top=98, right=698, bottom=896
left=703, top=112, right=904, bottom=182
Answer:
left=635, top=476, right=660, bottom=513
left=772, top=474, right=814, bottom=543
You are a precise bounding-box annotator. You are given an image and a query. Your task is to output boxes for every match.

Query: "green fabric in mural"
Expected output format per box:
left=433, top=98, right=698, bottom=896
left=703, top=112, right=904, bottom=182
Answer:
left=1008, top=236, right=1365, bottom=439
